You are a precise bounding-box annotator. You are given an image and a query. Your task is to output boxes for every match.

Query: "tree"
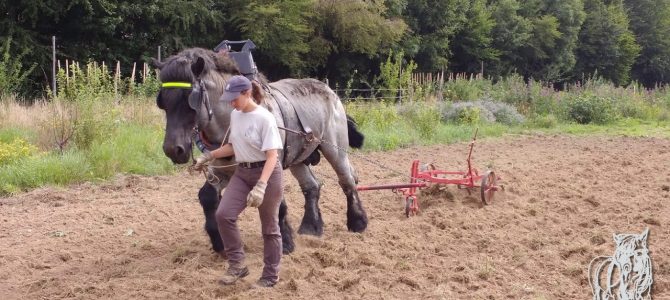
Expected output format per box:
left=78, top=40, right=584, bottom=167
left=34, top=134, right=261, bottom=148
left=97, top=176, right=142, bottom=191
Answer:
left=624, top=0, right=670, bottom=85
left=234, top=0, right=314, bottom=77
left=402, top=0, right=470, bottom=72
left=573, top=0, right=640, bottom=85
left=310, top=0, right=407, bottom=86
left=1, top=0, right=226, bottom=95
left=449, top=0, right=498, bottom=74
left=488, top=0, right=533, bottom=78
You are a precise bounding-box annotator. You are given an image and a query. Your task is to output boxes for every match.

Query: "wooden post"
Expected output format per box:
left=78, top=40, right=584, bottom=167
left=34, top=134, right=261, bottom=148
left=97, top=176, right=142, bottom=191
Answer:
left=131, top=62, right=136, bottom=84
left=52, top=36, right=56, bottom=97
left=65, top=59, right=69, bottom=85
left=158, top=46, right=161, bottom=62
left=480, top=61, right=484, bottom=78
left=439, top=68, right=444, bottom=102
left=115, top=61, right=120, bottom=103
left=142, top=63, right=147, bottom=83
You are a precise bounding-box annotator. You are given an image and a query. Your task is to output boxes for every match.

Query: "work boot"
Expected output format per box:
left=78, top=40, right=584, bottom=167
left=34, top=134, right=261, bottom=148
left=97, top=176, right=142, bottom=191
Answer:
left=251, top=278, right=276, bottom=288
left=218, top=266, right=249, bottom=285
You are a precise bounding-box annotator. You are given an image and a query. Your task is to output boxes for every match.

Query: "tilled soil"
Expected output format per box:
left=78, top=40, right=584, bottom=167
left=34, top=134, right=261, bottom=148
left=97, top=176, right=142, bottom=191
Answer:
left=1, top=134, right=668, bottom=299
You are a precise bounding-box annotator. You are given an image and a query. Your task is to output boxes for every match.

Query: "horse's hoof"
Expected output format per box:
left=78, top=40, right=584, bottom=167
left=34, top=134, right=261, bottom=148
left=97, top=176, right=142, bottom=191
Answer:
left=347, top=217, right=368, bottom=233
left=298, top=222, right=323, bottom=236
left=282, top=242, right=295, bottom=254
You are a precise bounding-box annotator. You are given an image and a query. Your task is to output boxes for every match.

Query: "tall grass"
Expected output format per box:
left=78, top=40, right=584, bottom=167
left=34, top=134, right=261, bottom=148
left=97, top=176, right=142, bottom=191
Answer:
left=0, top=61, right=171, bottom=195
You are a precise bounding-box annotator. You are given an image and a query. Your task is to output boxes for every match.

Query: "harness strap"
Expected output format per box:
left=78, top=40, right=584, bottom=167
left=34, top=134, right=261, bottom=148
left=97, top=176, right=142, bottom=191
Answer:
left=266, top=84, right=292, bottom=169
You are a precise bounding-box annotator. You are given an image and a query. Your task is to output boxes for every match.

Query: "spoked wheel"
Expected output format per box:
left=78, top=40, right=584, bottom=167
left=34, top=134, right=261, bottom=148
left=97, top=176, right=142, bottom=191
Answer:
left=480, top=171, right=497, bottom=205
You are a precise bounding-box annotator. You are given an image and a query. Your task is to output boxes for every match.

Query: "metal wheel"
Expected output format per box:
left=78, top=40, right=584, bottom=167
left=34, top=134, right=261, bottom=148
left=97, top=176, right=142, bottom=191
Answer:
left=480, top=171, right=497, bottom=205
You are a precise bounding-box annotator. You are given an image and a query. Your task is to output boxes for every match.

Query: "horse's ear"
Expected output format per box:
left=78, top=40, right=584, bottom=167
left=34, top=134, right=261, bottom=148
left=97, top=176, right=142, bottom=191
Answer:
left=150, top=58, right=164, bottom=69
left=639, top=228, right=649, bottom=242
left=613, top=233, right=623, bottom=245
left=191, top=57, right=205, bottom=79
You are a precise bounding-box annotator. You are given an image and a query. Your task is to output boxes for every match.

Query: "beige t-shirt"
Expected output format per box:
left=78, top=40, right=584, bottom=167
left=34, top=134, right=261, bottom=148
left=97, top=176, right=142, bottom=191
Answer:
left=229, top=106, right=283, bottom=163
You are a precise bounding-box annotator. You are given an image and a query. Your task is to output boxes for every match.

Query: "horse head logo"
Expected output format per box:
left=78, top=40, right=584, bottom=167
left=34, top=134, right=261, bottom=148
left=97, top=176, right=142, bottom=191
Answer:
left=589, top=228, right=653, bottom=300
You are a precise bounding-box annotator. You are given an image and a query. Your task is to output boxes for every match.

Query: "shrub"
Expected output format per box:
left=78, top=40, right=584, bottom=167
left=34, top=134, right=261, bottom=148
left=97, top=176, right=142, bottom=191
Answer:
left=478, top=100, right=525, bottom=125
left=565, top=94, right=617, bottom=124
left=398, top=103, right=441, bottom=138
left=442, top=102, right=493, bottom=124
left=0, top=138, right=38, bottom=165
left=440, top=100, right=524, bottom=125
left=532, top=114, right=558, bottom=128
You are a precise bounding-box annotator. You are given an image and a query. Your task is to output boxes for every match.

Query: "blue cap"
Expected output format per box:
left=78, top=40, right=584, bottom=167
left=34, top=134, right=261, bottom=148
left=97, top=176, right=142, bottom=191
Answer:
left=220, top=75, right=252, bottom=102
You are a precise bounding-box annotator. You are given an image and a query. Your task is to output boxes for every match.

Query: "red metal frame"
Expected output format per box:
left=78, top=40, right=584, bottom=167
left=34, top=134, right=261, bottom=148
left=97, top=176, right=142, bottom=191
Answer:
left=356, top=129, right=501, bottom=217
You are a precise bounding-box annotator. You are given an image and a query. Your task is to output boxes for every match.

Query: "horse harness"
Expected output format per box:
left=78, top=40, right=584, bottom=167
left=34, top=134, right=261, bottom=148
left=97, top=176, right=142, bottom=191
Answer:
left=161, top=80, right=319, bottom=169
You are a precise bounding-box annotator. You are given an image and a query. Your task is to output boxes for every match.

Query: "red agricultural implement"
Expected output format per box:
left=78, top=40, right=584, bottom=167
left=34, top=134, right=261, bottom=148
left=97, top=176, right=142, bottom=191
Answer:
left=356, top=129, right=502, bottom=217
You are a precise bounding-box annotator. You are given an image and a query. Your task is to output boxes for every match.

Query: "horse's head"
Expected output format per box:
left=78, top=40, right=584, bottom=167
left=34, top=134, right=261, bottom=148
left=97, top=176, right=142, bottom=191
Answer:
left=612, top=228, right=653, bottom=299
left=152, top=54, right=198, bottom=163
left=153, top=48, right=236, bottom=164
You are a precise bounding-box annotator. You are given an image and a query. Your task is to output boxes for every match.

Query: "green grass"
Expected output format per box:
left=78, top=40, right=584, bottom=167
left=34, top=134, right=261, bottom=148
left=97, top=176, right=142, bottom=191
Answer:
left=0, top=124, right=177, bottom=195
left=88, top=124, right=176, bottom=179
left=0, top=127, right=36, bottom=144
left=0, top=150, right=92, bottom=194
left=354, top=114, right=670, bottom=152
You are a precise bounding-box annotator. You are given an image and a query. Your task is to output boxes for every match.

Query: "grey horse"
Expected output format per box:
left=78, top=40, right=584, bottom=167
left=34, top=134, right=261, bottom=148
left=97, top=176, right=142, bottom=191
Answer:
left=152, top=48, right=368, bottom=255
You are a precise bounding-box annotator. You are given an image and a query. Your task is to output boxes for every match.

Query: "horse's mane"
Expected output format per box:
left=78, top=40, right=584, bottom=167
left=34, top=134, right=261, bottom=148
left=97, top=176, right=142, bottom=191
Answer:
left=158, top=47, right=270, bottom=94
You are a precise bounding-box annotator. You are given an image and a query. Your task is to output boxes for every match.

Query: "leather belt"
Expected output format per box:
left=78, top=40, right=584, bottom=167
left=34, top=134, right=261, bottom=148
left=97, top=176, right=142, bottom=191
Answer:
left=238, top=161, right=266, bottom=169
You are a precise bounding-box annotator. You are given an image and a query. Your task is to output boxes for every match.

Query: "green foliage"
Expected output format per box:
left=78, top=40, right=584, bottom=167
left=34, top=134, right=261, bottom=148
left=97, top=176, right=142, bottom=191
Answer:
left=87, top=124, right=175, bottom=178
left=449, top=0, right=498, bottom=74
left=130, top=69, right=161, bottom=98
left=532, top=114, right=558, bottom=128
left=624, top=0, right=670, bottom=86
left=398, top=103, right=441, bottom=138
left=564, top=94, right=616, bottom=124
left=0, top=150, right=92, bottom=195
left=403, top=0, right=470, bottom=71
left=488, top=0, right=533, bottom=78
left=574, top=0, right=640, bottom=86
left=443, top=74, right=487, bottom=101
left=0, top=122, right=176, bottom=195
left=0, top=35, right=36, bottom=96
left=238, top=0, right=313, bottom=76
left=0, top=138, right=38, bottom=165
left=377, top=49, right=416, bottom=99
left=50, top=62, right=123, bottom=150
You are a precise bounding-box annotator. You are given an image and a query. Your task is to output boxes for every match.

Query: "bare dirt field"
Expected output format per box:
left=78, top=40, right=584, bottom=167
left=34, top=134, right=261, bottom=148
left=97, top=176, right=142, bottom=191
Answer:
left=1, top=134, right=668, bottom=299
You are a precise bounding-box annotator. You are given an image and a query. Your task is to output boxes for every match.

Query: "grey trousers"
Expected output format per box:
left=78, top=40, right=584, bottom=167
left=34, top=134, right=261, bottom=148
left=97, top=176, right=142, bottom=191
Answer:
left=215, top=162, right=283, bottom=282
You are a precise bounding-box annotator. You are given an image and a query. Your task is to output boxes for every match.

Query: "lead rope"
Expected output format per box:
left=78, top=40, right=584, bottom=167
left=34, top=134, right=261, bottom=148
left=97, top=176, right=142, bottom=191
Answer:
left=189, top=126, right=414, bottom=185
left=188, top=126, right=237, bottom=185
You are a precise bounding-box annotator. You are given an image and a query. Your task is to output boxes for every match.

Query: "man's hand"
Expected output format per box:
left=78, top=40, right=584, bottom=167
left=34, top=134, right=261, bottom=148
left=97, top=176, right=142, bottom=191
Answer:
left=247, top=181, right=267, bottom=207
left=193, top=151, right=214, bottom=171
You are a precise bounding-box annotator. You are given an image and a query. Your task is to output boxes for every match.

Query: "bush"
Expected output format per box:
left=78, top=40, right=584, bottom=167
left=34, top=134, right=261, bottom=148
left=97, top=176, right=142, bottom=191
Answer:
left=565, top=94, right=617, bottom=124
left=440, top=100, right=524, bottom=125
left=441, top=102, right=493, bottom=124
left=478, top=100, right=526, bottom=125
left=398, top=103, right=442, bottom=138
left=0, top=138, right=38, bottom=165
left=532, top=114, right=558, bottom=128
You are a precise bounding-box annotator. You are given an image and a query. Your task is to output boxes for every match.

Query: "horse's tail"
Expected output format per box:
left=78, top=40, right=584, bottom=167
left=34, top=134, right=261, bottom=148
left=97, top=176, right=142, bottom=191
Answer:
left=347, top=115, right=364, bottom=149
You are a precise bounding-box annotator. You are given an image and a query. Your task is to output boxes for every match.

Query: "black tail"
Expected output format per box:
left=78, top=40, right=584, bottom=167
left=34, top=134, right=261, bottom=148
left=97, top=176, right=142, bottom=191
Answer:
left=347, top=115, right=364, bottom=149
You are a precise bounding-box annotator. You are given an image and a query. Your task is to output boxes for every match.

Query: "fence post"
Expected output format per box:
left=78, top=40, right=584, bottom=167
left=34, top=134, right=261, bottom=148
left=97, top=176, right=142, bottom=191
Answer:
left=52, top=36, right=56, bottom=98
left=115, top=61, right=120, bottom=104
left=438, top=68, right=444, bottom=102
